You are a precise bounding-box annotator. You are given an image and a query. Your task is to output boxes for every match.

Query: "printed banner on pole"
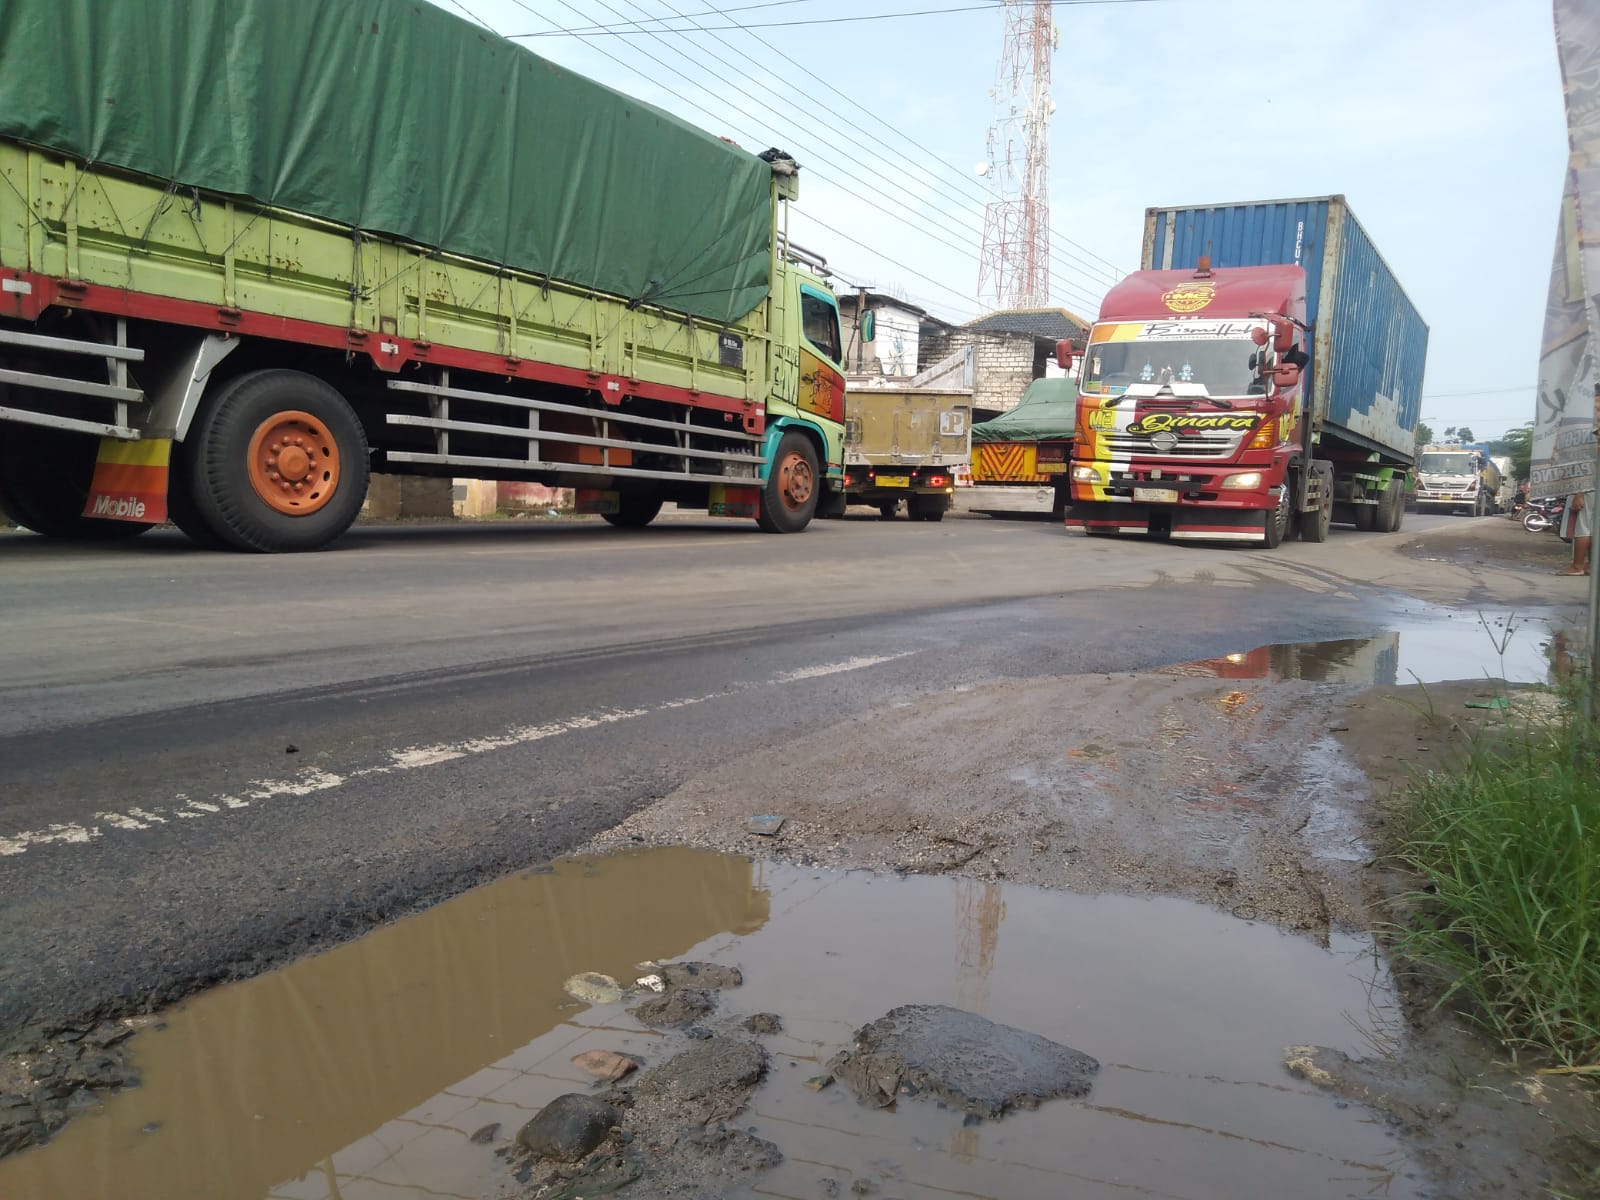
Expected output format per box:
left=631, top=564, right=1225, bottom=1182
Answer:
left=1531, top=0, right=1600, bottom=499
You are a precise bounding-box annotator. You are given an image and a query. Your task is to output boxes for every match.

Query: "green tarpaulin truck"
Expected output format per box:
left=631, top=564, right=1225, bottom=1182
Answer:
left=0, top=0, right=848, bottom=551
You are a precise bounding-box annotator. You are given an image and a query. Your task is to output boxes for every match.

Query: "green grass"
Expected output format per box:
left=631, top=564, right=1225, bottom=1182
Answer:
left=1388, top=688, right=1600, bottom=1067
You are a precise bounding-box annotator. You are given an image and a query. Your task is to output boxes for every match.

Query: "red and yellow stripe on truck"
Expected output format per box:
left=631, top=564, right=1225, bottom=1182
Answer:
left=972, top=441, right=1067, bottom=484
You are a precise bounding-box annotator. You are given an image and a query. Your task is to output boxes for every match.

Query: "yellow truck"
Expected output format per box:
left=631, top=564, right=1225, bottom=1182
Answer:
left=960, top=378, right=1077, bottom=517
left=838, top=387, right=971, bottom=521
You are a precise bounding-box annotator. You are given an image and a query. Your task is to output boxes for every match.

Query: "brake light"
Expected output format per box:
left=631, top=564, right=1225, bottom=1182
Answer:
left=926, top=474, right=950, bottom=488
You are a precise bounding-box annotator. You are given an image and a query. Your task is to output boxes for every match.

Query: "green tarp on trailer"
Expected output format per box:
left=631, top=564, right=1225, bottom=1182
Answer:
left=971, top=378, right=1077, bottom=442
left=0, top=0, right=774, bottom=325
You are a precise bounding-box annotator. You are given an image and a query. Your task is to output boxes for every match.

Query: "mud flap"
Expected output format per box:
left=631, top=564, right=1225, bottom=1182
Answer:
left=83, top=437, right=170, bottom=523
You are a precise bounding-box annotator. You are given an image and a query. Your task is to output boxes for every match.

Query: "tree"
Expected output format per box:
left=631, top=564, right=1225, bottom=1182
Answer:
left=1414, top=420, right=1433, bottom=453
left=1501, top=422, right=1533, bottom=482
left=1456, top=426, right=1474, bottom=443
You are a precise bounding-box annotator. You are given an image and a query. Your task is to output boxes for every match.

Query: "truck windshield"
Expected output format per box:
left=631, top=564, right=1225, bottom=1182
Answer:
left=1082, top=338, right=1260, bottom=399
left=1419, top=452, right=1477, bottom=475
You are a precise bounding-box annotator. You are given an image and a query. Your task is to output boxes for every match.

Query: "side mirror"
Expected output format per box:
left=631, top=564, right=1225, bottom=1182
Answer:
left=1273, top=363, right=1301, bottom=390
left=1055, top=339, right=1075, bottom=371
left=1274, top=322, right=1294, bottom=353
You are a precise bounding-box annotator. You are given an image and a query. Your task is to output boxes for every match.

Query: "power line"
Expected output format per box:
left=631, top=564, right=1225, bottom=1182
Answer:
left=504, top=0, right=1128, bottom=284
left=1422, top=385, right=1535, bottom=399
left=446, top=0, right=1114, bottom=317
left=506, top=0, right=1110, bottom=313
left=513, top=0, right=1175, bottom=34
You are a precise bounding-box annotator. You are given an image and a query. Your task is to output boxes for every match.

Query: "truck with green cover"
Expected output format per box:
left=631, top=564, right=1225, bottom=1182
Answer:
left=961, top=378, right=1077, bottom=517
left=0, top=0, right=848, bottom=551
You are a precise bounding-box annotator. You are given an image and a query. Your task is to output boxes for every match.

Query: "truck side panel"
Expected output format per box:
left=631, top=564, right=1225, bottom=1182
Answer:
left=1143, top=196, right=1426, bottom=463
left=0, top=143, right=771, bottom=412
left=1323, top=205, right=1427, bottom=459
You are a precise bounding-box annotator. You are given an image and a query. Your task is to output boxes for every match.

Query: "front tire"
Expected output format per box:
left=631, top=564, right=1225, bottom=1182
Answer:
left=756, top=431, right=820, bottom=533
left=1262, top=484, right=1291, bottom=549
left=188, top=370, right=369, bottom=552
left=1382, top=480, right=1405, bottom=532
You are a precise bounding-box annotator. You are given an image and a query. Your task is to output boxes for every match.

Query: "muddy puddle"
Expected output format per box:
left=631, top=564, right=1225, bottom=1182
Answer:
left=0, top=848, right=1427, bottom=1200
left=1164, top=608, right=1557, bottom=687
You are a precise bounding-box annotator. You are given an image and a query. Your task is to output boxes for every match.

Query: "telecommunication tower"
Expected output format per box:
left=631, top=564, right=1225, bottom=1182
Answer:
left=976, top=1, right=1055, bottom=309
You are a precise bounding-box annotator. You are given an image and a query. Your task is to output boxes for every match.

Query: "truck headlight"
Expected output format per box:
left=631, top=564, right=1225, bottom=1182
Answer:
left=1071, top=465, right=1102, bottom=483
left=1221, top=472, right=1263, bottom=490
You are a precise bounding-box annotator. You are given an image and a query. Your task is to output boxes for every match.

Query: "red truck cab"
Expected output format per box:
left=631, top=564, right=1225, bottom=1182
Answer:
left=1065, top=262, right=1311, bottom=546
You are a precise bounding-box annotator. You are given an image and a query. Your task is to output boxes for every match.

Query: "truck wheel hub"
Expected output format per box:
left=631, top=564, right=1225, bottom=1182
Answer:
left=779, top=453, right=813, bottom=508
left=247, top=410, right=341, bottom=516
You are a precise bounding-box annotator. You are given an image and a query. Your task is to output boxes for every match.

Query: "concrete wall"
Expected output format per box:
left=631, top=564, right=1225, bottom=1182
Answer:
left=841, top=299, right=923, bottom=379
left=917, top=329, right=1038, bottom=413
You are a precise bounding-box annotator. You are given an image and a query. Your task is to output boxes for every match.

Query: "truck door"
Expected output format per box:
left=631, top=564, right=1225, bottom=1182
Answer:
left=797, top=286, right=846, bottom=424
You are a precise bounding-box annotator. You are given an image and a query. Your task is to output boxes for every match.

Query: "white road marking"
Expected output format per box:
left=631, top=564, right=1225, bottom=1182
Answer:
left=0, top=652, right=917, bottom=857
left=776, top=652, right=913, bottom=682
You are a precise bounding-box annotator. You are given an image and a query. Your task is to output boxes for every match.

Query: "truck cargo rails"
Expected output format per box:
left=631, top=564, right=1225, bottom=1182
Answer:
left=0, top=0, right=848, bottom=551
left=1066, top=196, right=1427, bottom=547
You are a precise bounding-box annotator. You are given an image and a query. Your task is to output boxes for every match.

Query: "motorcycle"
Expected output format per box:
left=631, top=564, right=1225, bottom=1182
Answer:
left=1522, top=496, right=1565, bottom=533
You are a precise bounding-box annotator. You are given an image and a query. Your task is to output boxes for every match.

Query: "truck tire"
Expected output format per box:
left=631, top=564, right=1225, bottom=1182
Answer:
left=1354, top=500, right=1377, bottom=531
left=878, top=502, right=898, bottom=520
left=907, top=494, right=945, bottom=522
left=757, top=431, right=820, bottom=533
left=1383, top=480, right=1405, bottom=532
left=1300, top=474, right=1333, bottom=543
left=1262, top=484, right=1292, bottom=549
left=0, top=423, right=154, bottom=540
left=601, top=490, right=663, bottom=528
left=188, top=370, right=369, bottom=552
left=165, top=436, right=229, bottom=549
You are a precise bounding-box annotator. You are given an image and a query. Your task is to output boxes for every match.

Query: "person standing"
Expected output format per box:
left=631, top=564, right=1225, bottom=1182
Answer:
left=1558, top=485, right=1593, bottom=575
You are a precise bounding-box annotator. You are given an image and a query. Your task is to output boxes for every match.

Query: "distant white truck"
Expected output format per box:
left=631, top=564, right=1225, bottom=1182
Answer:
left=1414, top=444, right=1502, bottom=517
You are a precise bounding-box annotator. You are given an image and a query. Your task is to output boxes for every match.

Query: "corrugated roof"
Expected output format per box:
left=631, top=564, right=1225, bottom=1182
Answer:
left=962, top=307, right=1091, bottom=341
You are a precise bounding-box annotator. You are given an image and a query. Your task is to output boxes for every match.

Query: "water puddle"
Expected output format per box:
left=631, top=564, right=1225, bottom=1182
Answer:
left=1165, top=608, right=1557, bottom=687
left=0, top=849, right=1423, bottom=1200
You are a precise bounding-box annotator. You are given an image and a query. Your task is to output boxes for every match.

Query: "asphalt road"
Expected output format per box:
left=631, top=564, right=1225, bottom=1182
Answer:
left=0, top=507, right=1491, bottom=1047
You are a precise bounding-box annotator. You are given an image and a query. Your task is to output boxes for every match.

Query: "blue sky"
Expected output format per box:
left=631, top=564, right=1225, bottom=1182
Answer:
left=435, top=0, right=1569, bottom=441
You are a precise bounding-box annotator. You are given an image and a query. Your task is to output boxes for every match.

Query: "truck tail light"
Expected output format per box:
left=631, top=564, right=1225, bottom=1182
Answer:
left=926, top=474, right=950, bottom=488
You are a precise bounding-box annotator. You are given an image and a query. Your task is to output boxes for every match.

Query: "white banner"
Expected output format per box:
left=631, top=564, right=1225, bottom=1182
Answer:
left=1531, top=0, right=1600, bottom=499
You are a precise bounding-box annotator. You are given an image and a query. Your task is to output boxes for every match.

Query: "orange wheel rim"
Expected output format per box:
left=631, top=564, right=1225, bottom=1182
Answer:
left=778, top=451, right=814, bottom=510
left=247, top=410, right=341, bottom=516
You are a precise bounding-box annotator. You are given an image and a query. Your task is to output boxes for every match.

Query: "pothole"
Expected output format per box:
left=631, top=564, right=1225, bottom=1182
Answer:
left=0, top=848, right=1423, bottom=1200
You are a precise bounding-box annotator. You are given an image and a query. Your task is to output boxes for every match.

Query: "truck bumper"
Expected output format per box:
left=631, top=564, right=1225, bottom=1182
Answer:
left=955, top=483, right=1062, bottom=515
left=1066, top=500, right=1269, bottom=542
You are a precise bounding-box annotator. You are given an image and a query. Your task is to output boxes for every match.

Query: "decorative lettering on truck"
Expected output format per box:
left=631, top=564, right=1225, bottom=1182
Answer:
left=1160, top=283, right=1216, bottom=313
left=83, top=437, right=170, bottom=523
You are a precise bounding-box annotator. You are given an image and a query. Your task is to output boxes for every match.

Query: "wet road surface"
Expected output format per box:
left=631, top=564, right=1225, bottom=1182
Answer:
left=0, top=512, right=1500, bottom=1052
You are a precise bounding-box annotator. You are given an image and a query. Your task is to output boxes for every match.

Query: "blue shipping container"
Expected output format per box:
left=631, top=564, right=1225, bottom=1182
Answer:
left=1142, top=196, right=1427, bottom=463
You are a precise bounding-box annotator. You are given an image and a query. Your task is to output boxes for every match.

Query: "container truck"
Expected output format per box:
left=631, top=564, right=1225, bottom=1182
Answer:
left=1414, top=443, right=1503, bottom=516
left=839, top=386, right=970, bottom=521
left=0, top=0, right=848, bottom=551
left=1066, top=196, right=1427, bottom=546
left=962, top=378, right=1078, bottom=517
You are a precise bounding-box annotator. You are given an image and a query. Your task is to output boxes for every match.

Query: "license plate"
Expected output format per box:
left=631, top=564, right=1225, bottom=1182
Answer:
left=1133, top=487, right=1179, bottom=504
left=877, top=475, right=909, bottom=488
left=1038, top=462, right=1066, bottom=474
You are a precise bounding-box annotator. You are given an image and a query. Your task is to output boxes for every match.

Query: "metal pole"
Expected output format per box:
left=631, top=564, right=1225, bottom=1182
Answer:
left=1587, top=384, right=1600, bottom=724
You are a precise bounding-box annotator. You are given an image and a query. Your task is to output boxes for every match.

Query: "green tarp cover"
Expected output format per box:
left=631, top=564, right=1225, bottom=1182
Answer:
left=0, top=0, right=774, bottom=324
left=971, top=378, right=1077, bottom=442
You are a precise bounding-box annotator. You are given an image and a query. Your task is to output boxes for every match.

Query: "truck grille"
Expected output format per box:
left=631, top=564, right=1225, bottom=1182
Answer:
left=1104, top=430, right=1244, bottom=459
